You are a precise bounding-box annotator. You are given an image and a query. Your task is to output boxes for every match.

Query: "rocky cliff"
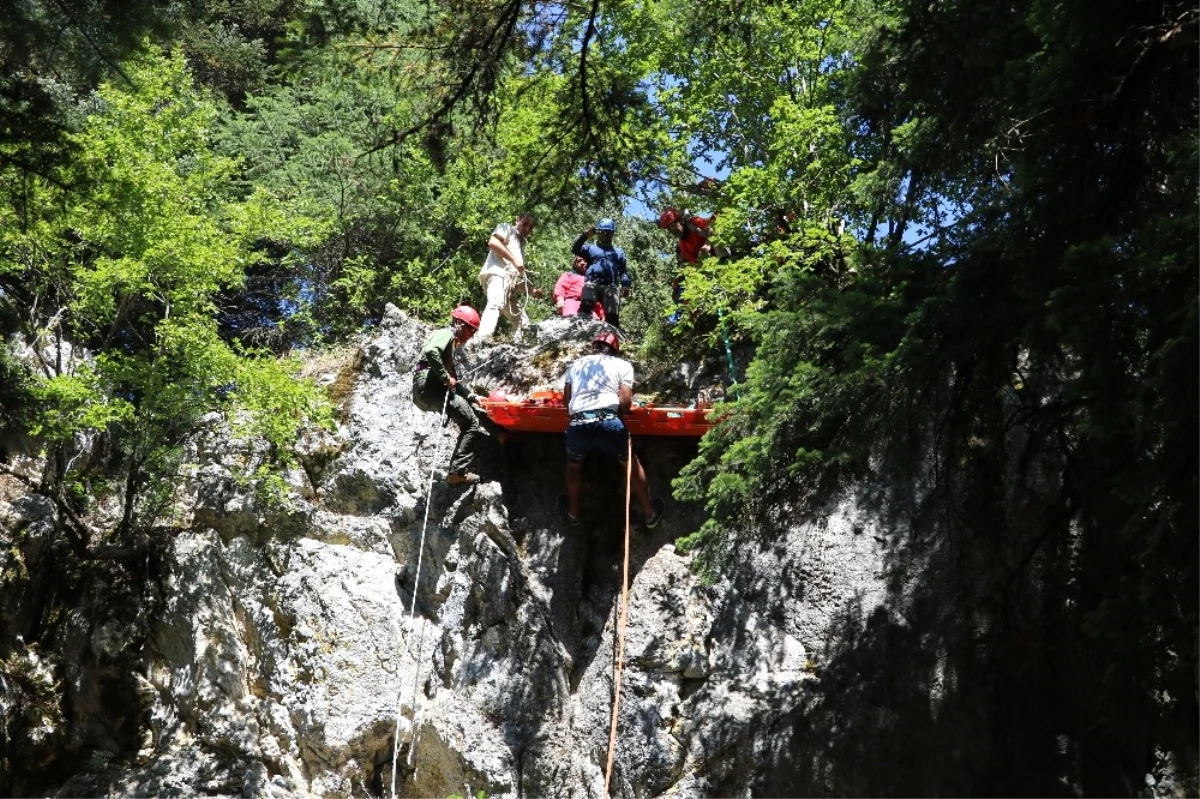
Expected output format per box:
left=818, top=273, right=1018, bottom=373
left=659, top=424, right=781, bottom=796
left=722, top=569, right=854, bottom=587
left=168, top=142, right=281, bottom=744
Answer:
left=0, top=307, right=1188, bottom=798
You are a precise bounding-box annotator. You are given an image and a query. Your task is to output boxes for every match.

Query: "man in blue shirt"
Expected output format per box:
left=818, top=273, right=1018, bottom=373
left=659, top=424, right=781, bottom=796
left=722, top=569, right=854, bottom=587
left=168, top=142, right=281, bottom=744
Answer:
left=572, top=217, right=631, bottom=327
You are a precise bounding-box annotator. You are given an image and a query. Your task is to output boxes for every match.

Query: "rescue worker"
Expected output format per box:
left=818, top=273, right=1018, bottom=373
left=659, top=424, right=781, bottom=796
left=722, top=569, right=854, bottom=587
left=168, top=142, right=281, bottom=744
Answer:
left=553, top=254, right=604, bottom=320
left=572, top=217, right=630, bottom=328
left=659, top=207, right=713, bottom=264
left=559, top=331, right=665, bottom=528
left=658, top=208, right=713, bottom=323
left=412, top=306, right=501, bottom=486
left=477, top=213, right=541, bottom=340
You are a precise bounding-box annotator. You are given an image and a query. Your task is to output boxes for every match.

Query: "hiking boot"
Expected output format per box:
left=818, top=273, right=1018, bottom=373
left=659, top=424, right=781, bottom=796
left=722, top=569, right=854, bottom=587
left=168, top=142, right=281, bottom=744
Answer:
left=645, top=497, right=666, bottom=529
left=447, top=472, right=480, bottom=486
left=557, top=493, right=582, bottom=526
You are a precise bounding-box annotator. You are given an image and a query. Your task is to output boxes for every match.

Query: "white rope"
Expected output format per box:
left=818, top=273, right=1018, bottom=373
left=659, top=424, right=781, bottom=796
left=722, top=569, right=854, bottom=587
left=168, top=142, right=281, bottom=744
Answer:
left=513, top=265, right=539, bottom=336
left=391, top=389, right=451, bottom=799
left=517, top=267, right=534, bottom=312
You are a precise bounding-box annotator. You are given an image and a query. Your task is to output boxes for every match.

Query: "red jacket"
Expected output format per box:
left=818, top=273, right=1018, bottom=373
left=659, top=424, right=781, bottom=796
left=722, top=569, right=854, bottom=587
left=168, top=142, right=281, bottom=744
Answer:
left=553, top=271, right=605, bottom=320
left=677, top=216, right=712, bottom=264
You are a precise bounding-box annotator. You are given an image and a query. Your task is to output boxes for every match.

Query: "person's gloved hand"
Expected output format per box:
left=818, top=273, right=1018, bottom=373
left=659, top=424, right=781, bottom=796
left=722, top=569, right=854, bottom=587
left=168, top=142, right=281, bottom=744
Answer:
left=619, top=286, right=630, bottom=298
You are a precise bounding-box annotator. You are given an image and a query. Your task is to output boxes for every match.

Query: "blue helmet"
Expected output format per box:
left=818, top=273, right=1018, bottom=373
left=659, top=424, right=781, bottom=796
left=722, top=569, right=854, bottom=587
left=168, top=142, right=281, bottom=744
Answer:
left=596, top=217, right=616, bottom=232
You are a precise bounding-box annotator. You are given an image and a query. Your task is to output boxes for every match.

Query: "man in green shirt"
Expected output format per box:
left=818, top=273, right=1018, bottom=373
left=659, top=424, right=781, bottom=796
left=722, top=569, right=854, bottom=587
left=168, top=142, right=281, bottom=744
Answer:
left=412, top=305, right=500, bottom=485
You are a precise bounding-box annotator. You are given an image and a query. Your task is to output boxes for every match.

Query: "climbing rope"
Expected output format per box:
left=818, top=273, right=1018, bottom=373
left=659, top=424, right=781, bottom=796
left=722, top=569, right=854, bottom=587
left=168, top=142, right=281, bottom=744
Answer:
left=603, top=435, right=635, bottom=795
left=391, top=389, right=451, bottom=799
left=516, top=265, right=538, bottom=313
left=716, top=303, right=739, bottom=395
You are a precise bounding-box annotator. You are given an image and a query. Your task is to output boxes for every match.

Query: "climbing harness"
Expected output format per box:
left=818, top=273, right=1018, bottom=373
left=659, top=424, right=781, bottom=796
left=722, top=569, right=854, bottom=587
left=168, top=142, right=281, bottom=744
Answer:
left=592, top=282, right=622, bottom=324
left=391, top=389, right=451, bottom=799
left=610, top=284, right=623, bottom=324
left=603, top=436, right=635, bottom=795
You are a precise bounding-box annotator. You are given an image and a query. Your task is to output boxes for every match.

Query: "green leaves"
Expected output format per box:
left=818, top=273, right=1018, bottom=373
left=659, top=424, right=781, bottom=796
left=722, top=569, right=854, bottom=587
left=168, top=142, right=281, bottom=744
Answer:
left=61, top=52, right=243, bottom=331
left=28, top=365, right=134, bottom=441
left=0, top=46, right=331, bottom=540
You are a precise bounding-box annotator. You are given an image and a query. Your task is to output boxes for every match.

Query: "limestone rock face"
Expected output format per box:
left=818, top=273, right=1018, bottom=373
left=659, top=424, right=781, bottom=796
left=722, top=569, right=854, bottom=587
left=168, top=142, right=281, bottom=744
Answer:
left=0, top=308, right=944, bottom=797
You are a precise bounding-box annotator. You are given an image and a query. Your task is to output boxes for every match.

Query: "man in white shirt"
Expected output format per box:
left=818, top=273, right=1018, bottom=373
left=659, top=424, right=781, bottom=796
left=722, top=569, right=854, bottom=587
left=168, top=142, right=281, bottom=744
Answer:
left=559, top=330, right=665, bottom=527
left=477, top=213, right=540, bottom=340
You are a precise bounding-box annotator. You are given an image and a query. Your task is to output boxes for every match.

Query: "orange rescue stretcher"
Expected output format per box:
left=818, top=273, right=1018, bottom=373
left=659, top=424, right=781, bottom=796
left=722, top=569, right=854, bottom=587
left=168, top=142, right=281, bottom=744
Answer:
left=480, top=390, right=713, bottom=437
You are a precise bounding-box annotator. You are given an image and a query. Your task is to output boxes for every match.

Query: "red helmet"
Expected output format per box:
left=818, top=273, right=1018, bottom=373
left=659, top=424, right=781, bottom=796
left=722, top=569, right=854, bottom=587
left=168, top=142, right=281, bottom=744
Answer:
left=451, top=305, right=480, bottom=329
left=658, top=208, right=681, bottom=229
left=593, top=330, right=620, bottom=353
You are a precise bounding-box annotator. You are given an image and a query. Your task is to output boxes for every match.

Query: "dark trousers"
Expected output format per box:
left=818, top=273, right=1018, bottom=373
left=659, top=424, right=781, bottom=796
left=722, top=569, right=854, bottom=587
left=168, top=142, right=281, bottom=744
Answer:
left=581, top=283, right=622, bottom=327
left=412, top=371, right=494, bottom=475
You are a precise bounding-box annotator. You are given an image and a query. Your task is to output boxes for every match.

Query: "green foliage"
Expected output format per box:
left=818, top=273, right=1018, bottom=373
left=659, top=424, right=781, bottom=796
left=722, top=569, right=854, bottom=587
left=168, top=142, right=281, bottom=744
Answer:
left=616, top=0, right=865, bottom=379
left=0, top=0, right=1192, bottom=789
left=0, top=0, right=175, bottom=180
left=672, top=0, right=1197, bottom=788
left=0, top=344, right=35, bottom=433
left=0, top=47, right=330, bottom=541
left=674, top=260, right=909, bottom=563
left=28, top=364, right=134, bottom=441
left=214, top=37, right=534, bottom=339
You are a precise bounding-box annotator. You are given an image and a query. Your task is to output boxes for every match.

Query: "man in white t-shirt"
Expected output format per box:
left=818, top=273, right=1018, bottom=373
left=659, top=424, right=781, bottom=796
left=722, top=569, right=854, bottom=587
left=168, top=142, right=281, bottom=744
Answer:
left=559, top=330, right=665, bottom=528
left=477, top=213, right=541, bottom=340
